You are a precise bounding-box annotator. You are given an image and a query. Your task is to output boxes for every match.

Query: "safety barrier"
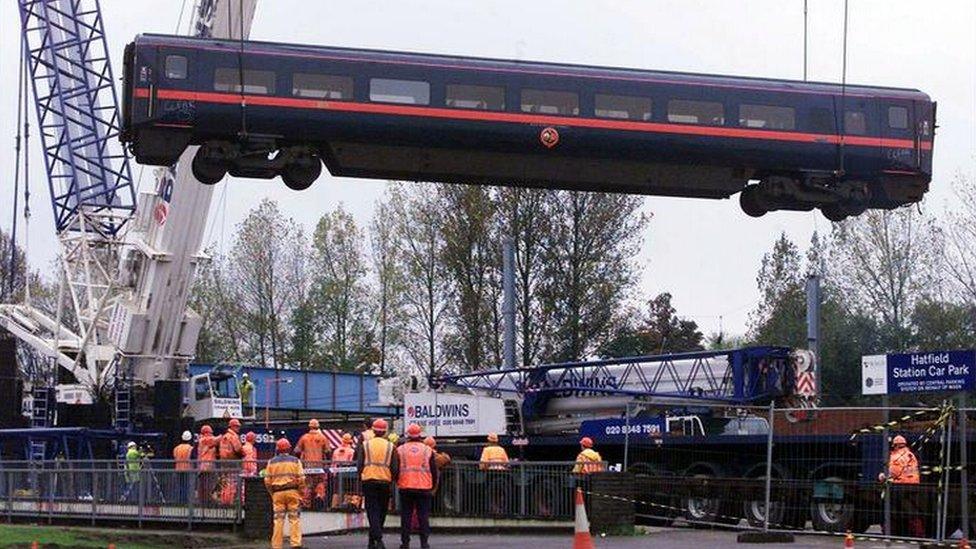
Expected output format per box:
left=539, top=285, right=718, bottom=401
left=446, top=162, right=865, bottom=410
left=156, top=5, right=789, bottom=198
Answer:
left=0, top=458, right=601, bottom=526
left=0, top=460, right=249, bottom=527
left=618, top=402, right=975, bottom=544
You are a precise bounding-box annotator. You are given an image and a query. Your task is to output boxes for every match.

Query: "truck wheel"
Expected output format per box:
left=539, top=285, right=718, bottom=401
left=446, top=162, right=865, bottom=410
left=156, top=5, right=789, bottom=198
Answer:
left=629, top=462, right=677, bottom=526
left=809, top=476, right=868, bottom=533
left=742, top=463, right=805, bottom=530
left=682, top=462, right=739, bottom=528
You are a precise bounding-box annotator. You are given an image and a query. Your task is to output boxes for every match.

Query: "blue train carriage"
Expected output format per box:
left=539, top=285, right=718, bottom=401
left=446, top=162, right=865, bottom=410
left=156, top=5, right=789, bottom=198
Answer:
left=121, top=34, right=935, bottom=220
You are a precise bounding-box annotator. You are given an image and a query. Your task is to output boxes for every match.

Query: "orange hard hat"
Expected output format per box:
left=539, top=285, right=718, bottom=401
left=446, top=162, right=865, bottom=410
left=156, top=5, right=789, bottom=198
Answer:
left=372, top=418, right=388, bottom=433
left=406, top=423, right=422, bottom=438
left=893, top=435, right=907, bottom=447
left=342, top=433, right=353, bottom=444
left=487, top=432, right=499, bottom=443
left=201, top=425, right=213, bottom=435
left=245, top=431, right=256, bottom=443
left=424, top=436, right=436, bottom=448
left=276, top=438, right=292, bottom=453
left=580, top=437, right=594, bottom=448
left=229, top=418, right=241, bottom=429
left=309, top=418, right=320, bottom=430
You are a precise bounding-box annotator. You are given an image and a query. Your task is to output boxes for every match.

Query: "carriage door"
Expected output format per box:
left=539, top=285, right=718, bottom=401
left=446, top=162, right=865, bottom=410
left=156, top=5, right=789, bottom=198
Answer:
left=881, top=102, right=915, bottom=173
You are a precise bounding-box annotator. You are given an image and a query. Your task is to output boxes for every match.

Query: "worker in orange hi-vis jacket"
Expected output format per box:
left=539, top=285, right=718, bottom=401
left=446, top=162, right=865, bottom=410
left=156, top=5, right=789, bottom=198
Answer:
left=329, top=433, right=357, bottom=510
left=572, top=437, right=606, bottom=475
left=265, top=438, right=306, bottom=549
left=197, top=424, right=218, bottom=502
left=879, top=434, right=924, bottom=538
left=424, top=436, right=451, bottom=493
left=295, top=419, right=332, bottom=509
left=218, top=418, right=245, bottom=504
left=242, top=431, right=259, bottom=477
left=172, top=431, right=194, bottom=503
left=479, top=432, right=510, bottom=471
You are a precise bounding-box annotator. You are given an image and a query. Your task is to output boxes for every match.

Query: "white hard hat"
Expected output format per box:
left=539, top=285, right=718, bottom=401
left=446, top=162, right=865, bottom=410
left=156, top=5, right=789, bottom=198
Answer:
left=127, top=441, right=137, bottom=448
left=181, top=430, right=192, bottom=442
left=242, top=372, right=249, bottom=378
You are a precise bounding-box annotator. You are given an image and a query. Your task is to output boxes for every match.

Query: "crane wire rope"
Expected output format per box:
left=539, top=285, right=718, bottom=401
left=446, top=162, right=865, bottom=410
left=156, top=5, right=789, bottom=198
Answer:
left=838, top=0, right=849, bottom=178
left=20, top=37, right=32, bottom=306
left=8, top=39, right=26, bottom=301
left=231, top=0, right=248, bottom=139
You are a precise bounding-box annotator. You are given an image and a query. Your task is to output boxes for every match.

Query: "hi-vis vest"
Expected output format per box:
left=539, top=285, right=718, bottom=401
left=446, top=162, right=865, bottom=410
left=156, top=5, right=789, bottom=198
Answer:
left=889, top=447, right=920, bottom=484
left=397, top=441, right=433, bottom=490
left=361, top=437, right=394, bottom=482
left=573, top=448, right=605, bottom=475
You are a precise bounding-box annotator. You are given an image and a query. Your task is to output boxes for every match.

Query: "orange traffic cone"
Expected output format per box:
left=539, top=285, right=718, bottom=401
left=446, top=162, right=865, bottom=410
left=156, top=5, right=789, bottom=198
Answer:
left=574, top=488, right=595, bottom=549
left=31, top=542, right=38, bottom=549
left=843, top=531, right=854, bottom=548
left=959, top=538, right=971, bottom=549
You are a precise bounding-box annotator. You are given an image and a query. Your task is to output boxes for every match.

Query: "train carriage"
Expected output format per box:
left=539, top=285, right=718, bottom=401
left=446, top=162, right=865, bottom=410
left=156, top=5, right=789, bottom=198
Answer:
left=122, top=34, right=935, bottom=220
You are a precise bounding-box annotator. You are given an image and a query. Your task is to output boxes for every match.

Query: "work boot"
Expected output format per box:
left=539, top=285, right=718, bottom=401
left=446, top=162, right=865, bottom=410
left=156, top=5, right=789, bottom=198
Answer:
left=420, top=535, right=430, bottom=549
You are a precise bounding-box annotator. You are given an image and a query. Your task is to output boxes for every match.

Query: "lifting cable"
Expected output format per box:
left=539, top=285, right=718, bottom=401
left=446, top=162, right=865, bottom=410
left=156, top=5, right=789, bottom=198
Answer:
left=231, top=0, right=248, bottom=139
left=837, top=0, right=849, bottom=178
left=8, top=40, right=26, bottom=301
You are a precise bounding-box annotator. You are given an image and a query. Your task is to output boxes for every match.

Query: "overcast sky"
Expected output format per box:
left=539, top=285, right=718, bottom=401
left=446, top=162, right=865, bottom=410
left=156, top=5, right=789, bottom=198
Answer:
left=1, top=1, right=974, bottom=339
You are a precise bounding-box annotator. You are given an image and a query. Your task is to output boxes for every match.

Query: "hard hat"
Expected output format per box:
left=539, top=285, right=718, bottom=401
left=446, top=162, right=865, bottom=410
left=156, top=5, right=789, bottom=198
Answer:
left=308, top=418, right=320, bottom=430
left=406, top=423, right=422, bottom=438
left=424, top=436, right=436, bottom=449
left=341, top=433, right=353, bottom=444
left=580, top=437, right=594, bottom=448
left=245, top=431, right=256, bottom=443
left=229, top=418, right=241, bottom=429
left=127, top=441, right=137, bottom=448
left=276, top=438, right=292, bottom=453
left=487, top=432, right=499, bottom=443
left=181, top=430, right=192, bottom=442
left=372, top=418, right=388, bottom=433
left=242, top=372, right=249, bottom=378
left=893, top=435, right=907, bottom=447
left=201, top=425, right=213, bottom=435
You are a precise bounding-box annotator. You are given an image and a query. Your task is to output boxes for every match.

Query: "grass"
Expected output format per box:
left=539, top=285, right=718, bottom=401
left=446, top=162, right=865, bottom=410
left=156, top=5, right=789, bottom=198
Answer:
left=0, top=525, right=179, bottom=549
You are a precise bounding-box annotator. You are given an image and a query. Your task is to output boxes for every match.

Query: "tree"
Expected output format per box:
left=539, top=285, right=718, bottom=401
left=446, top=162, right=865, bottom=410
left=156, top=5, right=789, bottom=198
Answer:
left=389, top=185, right=451, bottom=378
left=598, top=293, right=704, bottom=358
left=830, top=206, right=940, bottom=349
left=748, top=233, right=805, bottom=347
left=189, top=249, right=244, bottom=364
left=310, top=205, right=375, bottom=371
left=944, top=174, right=976, bottom=306
left=370, top=199, right=404, bottom=375
left=539, top=192, right=648, bottom=361
left=439, top=185, right=499, bottom=371
left=496, top=188, right=553, bottom=367
left=226, top=199, right=306, bottom=367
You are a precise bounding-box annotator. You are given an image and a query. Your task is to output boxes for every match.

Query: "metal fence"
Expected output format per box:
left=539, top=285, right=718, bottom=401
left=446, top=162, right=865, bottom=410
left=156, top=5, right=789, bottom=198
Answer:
left=0, top=458, right=596, bottom=526
left=619, top=401, right=974, bottom=544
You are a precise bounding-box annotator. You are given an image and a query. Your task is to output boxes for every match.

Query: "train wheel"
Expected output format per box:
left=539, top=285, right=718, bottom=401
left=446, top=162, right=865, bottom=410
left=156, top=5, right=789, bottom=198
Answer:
left=191, top=151, right=227, bottom=185
left=820, top=204, right=848, bottom=222
left=739, top=185, right=767, bottom=218
left=281, top=152, right=322, bottom=191
left=809, top=476, right=868, bottom=534
left=629, top=462, right=677, bottom=526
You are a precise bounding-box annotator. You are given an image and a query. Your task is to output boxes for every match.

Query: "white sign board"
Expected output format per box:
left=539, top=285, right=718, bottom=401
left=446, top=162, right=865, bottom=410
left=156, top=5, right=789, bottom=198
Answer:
left=861, top=354, right=889, bottom=395
left=403, top=392, right=507, bottom=437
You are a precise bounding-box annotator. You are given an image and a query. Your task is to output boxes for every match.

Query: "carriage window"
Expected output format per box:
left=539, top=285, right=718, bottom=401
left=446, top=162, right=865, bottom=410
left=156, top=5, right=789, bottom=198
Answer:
left=293, top=73, right=353, bottom=100
left=738, top=104, right=795, bottom=130
left=165, top=55, right=187, bottom=80
left=595, top=94, right=652, bottom=120
left=370, top=78, right=430, bottom=105
left=214, top=68, right=276, bottom=95
left=521, top=89, right=579, bottom=116
left=446, top=84, right=505, bottom=111
left=667, top=100, right=724, bottom=125
left=844, top=110, right=867, bottom=135
left=888, top=106, right=909, bottom=130
left=809, top=107, right=835, bottom=133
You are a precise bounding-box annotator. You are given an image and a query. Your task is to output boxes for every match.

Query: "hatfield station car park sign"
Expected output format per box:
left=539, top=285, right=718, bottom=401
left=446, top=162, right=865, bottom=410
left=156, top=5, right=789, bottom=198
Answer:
left=862, top=350, right=976, bottom=395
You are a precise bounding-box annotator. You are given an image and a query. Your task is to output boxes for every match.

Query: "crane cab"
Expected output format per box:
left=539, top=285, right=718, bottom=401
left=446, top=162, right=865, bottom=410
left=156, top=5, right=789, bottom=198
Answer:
left=184, top=365, right=245, bottom=422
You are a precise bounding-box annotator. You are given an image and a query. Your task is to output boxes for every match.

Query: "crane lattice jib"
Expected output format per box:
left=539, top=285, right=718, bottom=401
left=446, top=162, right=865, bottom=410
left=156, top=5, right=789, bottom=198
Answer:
left=18, top=0, right=135, bottom=236
left=435, top=346, right=796, bottom=405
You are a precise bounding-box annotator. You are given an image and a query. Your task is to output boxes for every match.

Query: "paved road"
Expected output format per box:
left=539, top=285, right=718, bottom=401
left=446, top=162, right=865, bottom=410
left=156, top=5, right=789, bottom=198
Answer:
left=304, top=529, right=900, bottom=548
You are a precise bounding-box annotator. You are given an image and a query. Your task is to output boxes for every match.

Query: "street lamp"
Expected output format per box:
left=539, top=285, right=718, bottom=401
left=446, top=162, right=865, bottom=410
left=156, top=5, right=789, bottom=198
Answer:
left=265, top=377, right=293, bottom=429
